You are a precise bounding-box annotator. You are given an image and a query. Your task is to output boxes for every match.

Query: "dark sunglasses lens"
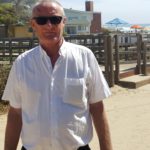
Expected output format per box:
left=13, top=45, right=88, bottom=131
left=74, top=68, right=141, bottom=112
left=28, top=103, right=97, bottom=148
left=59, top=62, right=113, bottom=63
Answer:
left=50, top=16, right=62, bottom=24
left=34, top=16, right=62, bottom=25
left=35, top=17, right=47, bottom=25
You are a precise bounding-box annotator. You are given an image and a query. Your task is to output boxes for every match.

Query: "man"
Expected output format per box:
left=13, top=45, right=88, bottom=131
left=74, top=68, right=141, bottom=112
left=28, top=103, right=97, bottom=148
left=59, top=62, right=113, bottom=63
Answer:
left=2, top=0, right=113, bottom=150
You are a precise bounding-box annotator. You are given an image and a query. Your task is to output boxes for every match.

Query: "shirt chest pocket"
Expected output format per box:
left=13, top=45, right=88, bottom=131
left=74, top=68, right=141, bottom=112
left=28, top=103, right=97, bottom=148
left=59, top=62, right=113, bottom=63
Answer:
left=63, top=78, right=87, bottom=108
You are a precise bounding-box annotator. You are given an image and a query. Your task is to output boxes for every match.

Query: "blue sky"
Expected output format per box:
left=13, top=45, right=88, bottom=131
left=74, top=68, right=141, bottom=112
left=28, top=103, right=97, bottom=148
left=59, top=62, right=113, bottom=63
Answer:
left=58, top=0, right=150, bottom=25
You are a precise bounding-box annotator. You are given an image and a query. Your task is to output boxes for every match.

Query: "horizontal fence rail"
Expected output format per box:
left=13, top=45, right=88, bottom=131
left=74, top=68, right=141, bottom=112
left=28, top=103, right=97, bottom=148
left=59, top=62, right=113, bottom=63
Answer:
left=0, top=37, right=39, bottom=62
left=1, top=33, right=150, bottom=87
left=114, top=33, right=150, bottom=83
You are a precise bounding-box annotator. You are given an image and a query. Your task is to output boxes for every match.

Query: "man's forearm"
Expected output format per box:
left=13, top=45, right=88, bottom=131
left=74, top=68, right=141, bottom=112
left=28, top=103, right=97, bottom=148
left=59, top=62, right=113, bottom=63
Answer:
left=97, top=111, right=113, bottom=150
left=90, top=101, right=113, bottom=150
left=4, top=106, right=22, bottom=150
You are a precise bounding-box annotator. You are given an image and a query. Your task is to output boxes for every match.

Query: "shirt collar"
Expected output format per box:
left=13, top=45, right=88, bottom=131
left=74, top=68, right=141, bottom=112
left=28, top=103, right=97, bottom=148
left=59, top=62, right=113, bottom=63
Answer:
left=59, top=40, right=67, bottom=57
left=39, top=40, right=67, bottom=58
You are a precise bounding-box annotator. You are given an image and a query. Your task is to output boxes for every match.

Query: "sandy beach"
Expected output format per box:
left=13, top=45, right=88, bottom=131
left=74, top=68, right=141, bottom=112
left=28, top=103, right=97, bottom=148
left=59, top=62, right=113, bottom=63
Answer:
left=0, top=84, right=150, bottom=150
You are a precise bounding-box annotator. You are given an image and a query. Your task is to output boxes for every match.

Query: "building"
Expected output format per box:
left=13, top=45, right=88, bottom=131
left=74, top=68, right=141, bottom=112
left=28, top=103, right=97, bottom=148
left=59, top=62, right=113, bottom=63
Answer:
left=64, top=9, right=93, bottom=35
left=64, top=1, right=102, bottom=35
left=0, top=0, right=102, bottom=37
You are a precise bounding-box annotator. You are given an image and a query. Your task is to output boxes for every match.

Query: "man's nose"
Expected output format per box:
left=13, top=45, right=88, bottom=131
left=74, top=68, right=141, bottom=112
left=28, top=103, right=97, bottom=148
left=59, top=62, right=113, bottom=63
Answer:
left=46, top=20, right=53, bottom=27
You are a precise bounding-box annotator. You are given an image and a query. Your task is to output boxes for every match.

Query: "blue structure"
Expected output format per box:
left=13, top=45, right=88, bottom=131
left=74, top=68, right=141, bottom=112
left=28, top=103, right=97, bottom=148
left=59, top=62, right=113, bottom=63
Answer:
left=106, top=18, right=128, bottom=27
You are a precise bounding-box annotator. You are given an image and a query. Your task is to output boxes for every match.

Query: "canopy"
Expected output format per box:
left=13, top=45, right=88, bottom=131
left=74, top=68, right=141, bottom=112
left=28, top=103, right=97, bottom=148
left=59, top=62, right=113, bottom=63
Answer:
left=106, top=18, right=128, bottom=27
left=130, top=25, right=143, bottom=29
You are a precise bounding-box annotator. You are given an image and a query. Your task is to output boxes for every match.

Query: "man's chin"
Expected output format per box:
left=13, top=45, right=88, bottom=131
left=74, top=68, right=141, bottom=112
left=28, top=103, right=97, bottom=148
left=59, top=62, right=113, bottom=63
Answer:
left=44, top=35, right=60, bottom=40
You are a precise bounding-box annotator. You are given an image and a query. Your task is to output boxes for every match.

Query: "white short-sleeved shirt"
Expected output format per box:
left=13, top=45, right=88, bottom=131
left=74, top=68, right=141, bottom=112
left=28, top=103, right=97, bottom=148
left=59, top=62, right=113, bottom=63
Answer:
left=2, top=41, right=111, bottom=150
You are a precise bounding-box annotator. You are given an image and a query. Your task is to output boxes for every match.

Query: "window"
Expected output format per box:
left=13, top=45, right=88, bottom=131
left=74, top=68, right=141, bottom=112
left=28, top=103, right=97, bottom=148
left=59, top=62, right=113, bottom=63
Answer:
left=68, top=16, right=78, bottom=21
left=65, top=26, right=77, bottom=34
left=78, top=26, right=86, bottom=31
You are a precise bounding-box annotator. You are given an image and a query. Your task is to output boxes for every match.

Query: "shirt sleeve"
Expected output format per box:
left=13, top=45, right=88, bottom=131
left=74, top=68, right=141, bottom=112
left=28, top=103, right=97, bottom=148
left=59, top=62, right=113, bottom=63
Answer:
left=87, top=51, right=111, bottom=104
left=2, top=61, right=21, bottom=108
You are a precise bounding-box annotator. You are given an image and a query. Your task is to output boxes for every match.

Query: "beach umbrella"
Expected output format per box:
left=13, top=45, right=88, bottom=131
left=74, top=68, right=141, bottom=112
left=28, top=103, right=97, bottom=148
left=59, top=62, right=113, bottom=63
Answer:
left=106, top=18, right=128, bottom=27
left=130, top=24, right=143, bottom=29
left=130, top=24, right=143, bottom=32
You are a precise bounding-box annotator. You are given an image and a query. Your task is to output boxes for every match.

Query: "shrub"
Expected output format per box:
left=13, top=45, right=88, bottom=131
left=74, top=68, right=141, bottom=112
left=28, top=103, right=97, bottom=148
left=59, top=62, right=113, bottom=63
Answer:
left=0, top=64, right=11, bottom=114
left=0, top=64, right=11, bottom=101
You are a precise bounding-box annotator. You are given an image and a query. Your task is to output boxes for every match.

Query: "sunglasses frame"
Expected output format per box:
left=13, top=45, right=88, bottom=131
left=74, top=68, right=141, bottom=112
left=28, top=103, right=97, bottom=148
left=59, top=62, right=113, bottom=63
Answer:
left=32, top=16, right=63, bottom=25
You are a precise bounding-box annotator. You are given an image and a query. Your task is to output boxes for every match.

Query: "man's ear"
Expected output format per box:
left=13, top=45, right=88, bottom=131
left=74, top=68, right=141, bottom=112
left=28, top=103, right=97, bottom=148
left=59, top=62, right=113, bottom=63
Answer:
left=63, top=17, right=67, bottom=24
left=30, top=19, right=36, bottom=31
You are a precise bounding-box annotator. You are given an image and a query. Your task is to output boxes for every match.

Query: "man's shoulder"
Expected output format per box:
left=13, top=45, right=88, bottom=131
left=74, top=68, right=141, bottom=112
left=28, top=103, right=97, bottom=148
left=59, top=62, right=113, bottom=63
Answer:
left=12, top=46, right=40, bottom=68
left=20, top=46, right=39, bottom=57
left=16, top=46, right=40, bottom=61
left=65, top=41, right=92, bottom=54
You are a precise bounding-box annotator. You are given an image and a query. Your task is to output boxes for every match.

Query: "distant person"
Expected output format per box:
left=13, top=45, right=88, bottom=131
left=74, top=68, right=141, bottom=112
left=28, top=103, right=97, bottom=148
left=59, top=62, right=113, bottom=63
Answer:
left=2, top=0, right=113, bottom=150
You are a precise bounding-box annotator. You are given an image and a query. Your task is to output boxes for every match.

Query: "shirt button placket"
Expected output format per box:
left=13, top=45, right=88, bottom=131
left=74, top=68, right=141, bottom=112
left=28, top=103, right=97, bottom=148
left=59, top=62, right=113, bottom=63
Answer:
left=49, top=76, right=56, bottom=148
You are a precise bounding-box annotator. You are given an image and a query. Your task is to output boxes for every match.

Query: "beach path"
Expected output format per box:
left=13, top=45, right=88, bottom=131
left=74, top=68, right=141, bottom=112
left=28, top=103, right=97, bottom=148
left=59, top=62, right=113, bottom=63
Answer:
left=0, top=84, right=150, bottom=150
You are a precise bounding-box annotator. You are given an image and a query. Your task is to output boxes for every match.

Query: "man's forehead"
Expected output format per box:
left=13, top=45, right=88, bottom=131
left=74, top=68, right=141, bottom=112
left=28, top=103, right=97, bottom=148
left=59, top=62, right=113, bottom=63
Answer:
left=32, top=2, right=62, bottom=16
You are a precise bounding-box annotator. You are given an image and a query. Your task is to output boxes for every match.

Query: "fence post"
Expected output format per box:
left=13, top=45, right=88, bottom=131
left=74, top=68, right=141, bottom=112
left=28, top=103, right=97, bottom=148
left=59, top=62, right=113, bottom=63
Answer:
left=124, top=36, right=129, bottom=61
left=142, top=41, right=147, bottom=75
left=136, top=33, right=142, bottom=74
left=104, top=35, right=109, bottom=84
left=9, top=38, right=13, bottom=64
left=107, top=35, right=114, bottom=87
left=114, top=34, right=120, bottom=84
left=104, top=35, right=109, bottom=82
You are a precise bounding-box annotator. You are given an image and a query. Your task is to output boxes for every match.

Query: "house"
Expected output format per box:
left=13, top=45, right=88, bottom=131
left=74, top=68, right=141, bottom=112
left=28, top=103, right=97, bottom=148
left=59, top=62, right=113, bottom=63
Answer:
left=64, top=8, right=93, bottom=35
left=64, top=1, right=102, bottom=35
left=0, top=0, right=102, bottom=37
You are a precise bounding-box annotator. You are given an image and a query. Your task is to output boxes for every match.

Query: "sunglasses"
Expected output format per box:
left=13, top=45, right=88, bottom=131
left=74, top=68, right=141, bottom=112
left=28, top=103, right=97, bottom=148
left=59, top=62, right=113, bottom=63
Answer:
left=33, top=16, right=63, bottom=25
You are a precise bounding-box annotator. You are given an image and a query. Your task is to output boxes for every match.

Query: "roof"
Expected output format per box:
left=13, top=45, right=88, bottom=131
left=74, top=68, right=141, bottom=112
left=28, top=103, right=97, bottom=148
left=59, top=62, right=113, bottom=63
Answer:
left=64, top=8, right=93, bottom=15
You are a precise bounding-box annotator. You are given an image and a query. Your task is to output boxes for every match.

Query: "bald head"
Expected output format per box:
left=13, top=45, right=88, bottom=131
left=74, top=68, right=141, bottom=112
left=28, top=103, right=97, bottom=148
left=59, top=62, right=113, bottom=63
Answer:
left=32, top=0, right=65, bottom=18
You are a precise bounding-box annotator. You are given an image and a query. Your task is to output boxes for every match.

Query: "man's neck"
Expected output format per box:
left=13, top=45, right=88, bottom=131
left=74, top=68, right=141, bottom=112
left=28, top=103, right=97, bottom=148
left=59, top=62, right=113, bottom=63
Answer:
left=41, top=38, right=63, bottom=57
left=40, top=38, right=64, bottom=67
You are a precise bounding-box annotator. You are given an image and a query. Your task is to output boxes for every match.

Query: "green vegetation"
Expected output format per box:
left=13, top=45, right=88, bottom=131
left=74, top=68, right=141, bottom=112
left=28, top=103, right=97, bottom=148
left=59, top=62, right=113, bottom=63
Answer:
left=0, top=0, right=37, bottom=36
left=0, top=64, right=11, bottom=115
left=0, top=3, right=18, bottom=37
left=0, top=64, right=11, bottom=100
left=0, top=3, right=17, bottom=24
left=101, top=27, right=111, bottom=34
left=0, top=100, right=9, bottom=115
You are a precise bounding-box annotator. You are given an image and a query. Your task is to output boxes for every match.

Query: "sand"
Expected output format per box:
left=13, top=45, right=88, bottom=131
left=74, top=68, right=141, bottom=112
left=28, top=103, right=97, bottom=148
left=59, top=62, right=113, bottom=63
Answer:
left=90, top=84, right=150, bottom=150
left=0, top=84, right=150, bottom=150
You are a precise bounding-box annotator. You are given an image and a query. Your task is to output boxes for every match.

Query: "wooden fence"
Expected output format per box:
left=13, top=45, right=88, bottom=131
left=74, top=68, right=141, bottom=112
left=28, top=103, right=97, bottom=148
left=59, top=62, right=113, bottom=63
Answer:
left=0, top=33, right=150, bottom=87
left=0, top=37, right=39, bottom=62
left=65, top=34, right=114, bottom=87
left=114, top=33, right=150, bottom=84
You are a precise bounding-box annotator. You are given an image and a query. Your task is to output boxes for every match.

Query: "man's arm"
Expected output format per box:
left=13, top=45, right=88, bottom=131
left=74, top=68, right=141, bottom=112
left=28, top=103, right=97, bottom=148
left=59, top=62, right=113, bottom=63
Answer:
left=90, top=101, right=113, bottom=150
left=4, top=106, right=22, bottom=150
